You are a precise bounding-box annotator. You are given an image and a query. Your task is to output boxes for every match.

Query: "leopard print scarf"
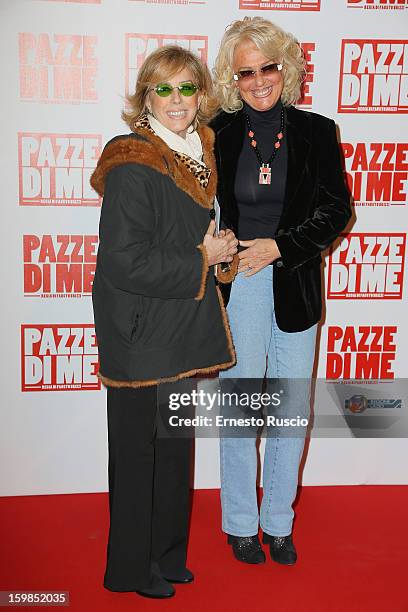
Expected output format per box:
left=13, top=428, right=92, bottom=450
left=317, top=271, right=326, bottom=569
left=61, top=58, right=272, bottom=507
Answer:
left=134, top=114, right=212, bottom=189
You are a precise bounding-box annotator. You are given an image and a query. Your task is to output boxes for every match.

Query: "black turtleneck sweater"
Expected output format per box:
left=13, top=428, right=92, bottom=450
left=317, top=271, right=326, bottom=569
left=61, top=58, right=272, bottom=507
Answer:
left=234, top=99, right=288, bottom=240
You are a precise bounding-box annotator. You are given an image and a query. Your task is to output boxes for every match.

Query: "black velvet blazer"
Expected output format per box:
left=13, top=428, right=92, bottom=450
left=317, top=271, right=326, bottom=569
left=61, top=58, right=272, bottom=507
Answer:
left=210, top=105, right=352, bottom=333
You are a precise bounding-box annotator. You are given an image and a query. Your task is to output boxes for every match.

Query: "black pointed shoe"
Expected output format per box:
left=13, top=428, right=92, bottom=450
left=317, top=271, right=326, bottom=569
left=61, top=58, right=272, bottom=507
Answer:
left=227, top=535, right=266, bottom=564
left=263, top=533, right=297, bottom=565
left=163, top=568, right=194, bottom=584
left=135, top=574, right=175, bottom=599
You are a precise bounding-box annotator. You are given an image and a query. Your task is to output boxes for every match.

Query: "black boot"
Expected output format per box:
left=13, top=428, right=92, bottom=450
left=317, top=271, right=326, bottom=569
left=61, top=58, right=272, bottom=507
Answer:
left=135, top=574, right=175, bottom=599
left=227, top=535, right=266, bottom=564
left=263, top=533, right=297, bottom=565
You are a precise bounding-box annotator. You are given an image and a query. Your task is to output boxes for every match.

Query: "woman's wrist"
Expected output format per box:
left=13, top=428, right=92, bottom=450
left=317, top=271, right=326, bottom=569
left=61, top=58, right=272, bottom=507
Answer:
left=270, top=238, right=281, bottom=261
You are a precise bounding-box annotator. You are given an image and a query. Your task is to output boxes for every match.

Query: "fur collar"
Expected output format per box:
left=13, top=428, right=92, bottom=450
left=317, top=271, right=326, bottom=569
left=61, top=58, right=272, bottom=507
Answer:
left=90, top=125, right=217, bottom=210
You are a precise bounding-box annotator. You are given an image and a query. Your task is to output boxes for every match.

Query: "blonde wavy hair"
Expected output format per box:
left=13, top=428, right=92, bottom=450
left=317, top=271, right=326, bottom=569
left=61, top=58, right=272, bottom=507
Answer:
left=213, top=17, right=306, bottom=113
left=122, top=45, right=218, bottom=129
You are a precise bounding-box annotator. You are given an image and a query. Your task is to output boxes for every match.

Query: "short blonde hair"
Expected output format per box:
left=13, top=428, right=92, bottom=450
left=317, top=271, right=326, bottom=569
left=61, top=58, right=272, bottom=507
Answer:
left=122, top=45, right=218, bottom=129
left=213, top=17, right=306, bottom=113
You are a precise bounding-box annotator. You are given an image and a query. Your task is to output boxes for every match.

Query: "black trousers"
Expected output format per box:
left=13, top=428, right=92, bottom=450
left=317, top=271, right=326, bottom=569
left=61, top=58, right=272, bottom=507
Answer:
left=104, top=385, right=192, bottom=591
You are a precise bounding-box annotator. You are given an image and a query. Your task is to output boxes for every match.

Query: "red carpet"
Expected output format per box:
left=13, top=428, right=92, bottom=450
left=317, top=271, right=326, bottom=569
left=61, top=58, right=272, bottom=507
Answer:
left=1, top=487, right=407, bottom=612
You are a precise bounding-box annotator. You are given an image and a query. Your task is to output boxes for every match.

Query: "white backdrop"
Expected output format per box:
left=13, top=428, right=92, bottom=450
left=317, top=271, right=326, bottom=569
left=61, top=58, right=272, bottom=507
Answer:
left=1, top=0, right=407, bottom=496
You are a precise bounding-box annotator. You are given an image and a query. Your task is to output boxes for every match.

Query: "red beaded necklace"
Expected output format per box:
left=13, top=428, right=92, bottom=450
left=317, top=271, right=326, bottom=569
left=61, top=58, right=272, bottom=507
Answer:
left=244, top=107, right=284, bottom=185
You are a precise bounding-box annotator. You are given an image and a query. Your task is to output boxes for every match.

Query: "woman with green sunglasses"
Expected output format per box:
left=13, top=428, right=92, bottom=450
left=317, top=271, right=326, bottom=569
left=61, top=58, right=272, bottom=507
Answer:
left=90, top=45, right=238, bottom=601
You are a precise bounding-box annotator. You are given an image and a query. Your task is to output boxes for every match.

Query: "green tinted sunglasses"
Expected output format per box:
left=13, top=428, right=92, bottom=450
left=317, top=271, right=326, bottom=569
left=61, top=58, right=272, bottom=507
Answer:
left=151, top=82, right=199, bottom=97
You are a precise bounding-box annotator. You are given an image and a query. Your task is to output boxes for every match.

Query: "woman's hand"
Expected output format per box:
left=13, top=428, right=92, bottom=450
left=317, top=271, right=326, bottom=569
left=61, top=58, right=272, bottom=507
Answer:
left=238, top=238, right=281, bottom=276
left=203, top=220, right=238, bottom=267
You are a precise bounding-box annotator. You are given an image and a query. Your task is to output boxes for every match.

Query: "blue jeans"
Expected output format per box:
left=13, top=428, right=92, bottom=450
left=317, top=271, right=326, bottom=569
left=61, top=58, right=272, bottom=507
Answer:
left=219, top=266, right=317, bottom=537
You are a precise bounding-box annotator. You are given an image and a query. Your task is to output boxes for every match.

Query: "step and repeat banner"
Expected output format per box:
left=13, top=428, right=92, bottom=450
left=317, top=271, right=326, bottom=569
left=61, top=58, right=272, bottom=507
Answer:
left=1, top=0, right=407, bottom=496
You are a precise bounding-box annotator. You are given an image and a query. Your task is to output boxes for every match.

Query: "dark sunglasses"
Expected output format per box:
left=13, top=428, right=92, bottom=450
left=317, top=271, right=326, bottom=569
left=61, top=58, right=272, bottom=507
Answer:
left=151, top=81, right=199, bottom=97
left=233, top=62, right=283, bottom=82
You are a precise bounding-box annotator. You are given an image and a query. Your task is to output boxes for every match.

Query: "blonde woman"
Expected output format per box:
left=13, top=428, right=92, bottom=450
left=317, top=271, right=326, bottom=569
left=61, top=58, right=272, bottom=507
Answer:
left=91, top=46, right=237, bottom=599
left=212, top=18, right=351, bottom=565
